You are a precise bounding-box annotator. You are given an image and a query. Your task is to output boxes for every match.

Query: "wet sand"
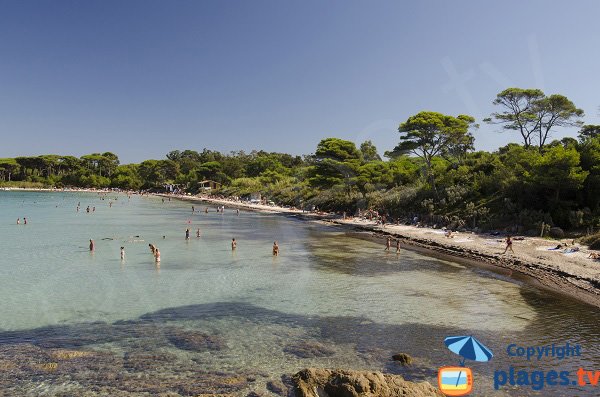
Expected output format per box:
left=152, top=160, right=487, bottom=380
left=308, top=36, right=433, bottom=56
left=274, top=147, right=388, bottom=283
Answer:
left=164, top=194, right=600, bottom=308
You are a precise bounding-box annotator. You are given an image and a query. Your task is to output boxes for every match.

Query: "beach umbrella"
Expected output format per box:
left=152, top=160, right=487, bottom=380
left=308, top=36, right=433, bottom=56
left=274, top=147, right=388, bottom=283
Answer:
left=444, top=335, right=493, bottom=366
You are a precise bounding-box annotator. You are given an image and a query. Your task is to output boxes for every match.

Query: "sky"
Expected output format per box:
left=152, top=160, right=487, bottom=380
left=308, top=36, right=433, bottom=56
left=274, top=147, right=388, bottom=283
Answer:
left=0, top=0, right=599, bottom=164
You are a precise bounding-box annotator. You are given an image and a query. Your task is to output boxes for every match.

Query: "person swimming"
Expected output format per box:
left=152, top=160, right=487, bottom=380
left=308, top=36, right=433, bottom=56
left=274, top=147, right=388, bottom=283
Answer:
left=272, top=241, right=279, bottom=256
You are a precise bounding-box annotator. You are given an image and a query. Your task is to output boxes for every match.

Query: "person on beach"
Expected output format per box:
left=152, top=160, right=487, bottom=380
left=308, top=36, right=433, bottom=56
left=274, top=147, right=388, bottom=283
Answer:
left=232, top=238, right=237, bottom=250
left=89, top=239, right=95, bottom=251
left=396, top=239, right=401, bottom=253
left=445, top=230, right=454, bottom=238
left=502, top=235, right=514, bottom=254
left=120, top=246, right=125, bottom=260
left=185, top=228, right=190, bottom=239
left=273, top=241, right=279, bottom=256
left=588, top=252, right=600, bottom=260
left=196, top=228, right=201, bottom=238
left=385, top=237, right=392, bottom=251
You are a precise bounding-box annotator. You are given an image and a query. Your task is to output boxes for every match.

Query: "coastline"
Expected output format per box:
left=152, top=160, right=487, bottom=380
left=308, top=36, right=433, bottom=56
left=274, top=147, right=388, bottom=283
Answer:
left=161, top=193, right=600, bottom=309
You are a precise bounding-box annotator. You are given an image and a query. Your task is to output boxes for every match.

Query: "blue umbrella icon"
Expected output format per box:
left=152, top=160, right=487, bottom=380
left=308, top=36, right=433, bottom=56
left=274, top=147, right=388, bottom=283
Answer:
left=444, top=336, right=493, bottom=388
left=445, top=335, right=493, bottom=366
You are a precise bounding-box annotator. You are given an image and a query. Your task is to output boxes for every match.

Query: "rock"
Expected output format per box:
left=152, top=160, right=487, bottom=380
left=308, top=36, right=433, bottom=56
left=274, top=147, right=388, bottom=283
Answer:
left=266, top=379, right=288, bottom=395
left=292, top=368, right=445, bottom=397
left=283, top=341, right=335, bottom=358
left=549, top=227, right=565, bottom=238
left=166, top=328, right=225, bottom=352
left=391, top=353, right=413, bottom=366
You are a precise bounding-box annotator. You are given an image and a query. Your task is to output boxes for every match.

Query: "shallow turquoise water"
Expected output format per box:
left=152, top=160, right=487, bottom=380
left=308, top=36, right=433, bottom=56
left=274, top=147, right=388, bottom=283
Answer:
left=0, top=191, right=599, bottom=396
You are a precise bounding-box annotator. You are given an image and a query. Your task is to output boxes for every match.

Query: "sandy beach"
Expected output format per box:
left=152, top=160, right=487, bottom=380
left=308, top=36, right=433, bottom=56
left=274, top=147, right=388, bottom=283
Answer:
left=162, top=193, right=600, bottom=308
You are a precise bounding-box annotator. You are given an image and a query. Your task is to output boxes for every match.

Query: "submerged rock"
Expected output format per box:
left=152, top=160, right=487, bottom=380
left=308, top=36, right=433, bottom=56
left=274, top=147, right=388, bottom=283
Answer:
left=291, top=368, right=444, bottom=397
left=391, top=352, right=413, bottom=366
left=166, top=328, right=226, bottom=352
left=283, top=341, right=335, bottom=358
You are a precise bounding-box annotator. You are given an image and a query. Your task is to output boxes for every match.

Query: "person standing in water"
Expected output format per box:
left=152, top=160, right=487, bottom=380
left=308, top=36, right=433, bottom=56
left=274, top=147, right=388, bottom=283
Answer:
left=231, top=238, right=237, bottom=250
left=385, top=237, right=391, bottom=251
left=196, top=228, right=201, bottom=238
left=16, top=218, right=20, bottom=225
left=120, top=246, right=125, bottom=260
left=149, top=244, right=156, bottom=255
left=23, top=217, right=27, bottom=225
left=396, top=239, right=401, bottom=253
left=154, top=247, right=161, bottom=262
left=185, top=228, right=190, bottom=239
left=89, top=239, right=95, bottom=251
left=272, top=241, right=279, bottom=256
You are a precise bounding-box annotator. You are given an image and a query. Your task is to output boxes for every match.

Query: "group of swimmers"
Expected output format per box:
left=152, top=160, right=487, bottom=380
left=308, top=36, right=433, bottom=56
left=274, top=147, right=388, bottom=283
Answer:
left=149, top=244, right=161, bottom=262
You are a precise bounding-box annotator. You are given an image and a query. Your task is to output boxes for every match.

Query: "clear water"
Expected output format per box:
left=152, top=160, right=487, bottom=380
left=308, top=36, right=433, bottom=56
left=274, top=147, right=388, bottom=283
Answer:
left=0, top=191, right=599, bottom=396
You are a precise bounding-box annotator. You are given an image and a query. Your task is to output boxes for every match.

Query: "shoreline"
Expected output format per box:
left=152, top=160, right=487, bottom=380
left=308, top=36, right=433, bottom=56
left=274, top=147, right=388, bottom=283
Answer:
left=161, top=193, right=600, bottom=309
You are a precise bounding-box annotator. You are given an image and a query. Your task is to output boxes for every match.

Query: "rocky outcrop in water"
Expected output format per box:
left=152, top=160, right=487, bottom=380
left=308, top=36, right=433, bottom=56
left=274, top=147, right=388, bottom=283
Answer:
left=291, top=368, right=444, bottom=397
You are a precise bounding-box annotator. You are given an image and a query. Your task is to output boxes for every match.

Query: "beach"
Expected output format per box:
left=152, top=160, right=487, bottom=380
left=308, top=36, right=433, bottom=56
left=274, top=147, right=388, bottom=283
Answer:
left=2, top=189, right=600, bottom=396
left=165, top=194, right=600, bottom=308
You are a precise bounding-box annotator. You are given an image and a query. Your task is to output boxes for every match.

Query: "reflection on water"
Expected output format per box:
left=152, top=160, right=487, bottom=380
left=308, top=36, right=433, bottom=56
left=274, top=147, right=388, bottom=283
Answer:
left=0, top=191, right=599, bottom=396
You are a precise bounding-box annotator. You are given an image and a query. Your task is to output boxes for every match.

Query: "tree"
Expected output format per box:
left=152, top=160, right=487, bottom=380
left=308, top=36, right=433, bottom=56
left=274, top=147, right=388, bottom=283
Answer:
left=579, top=125, right=600, bottom=141
left=535, top=94, right=584, bottom=149
left=531, top=145, right=588, bottom=202
left=486, top=88, right=583, bottom=150
left=309, top=138, right=362, bottom=193
left=390, top=111, right=475, bottom=195
left=359, top=140, right=381, bottom=162
left=485, top=88, right=544, bottom=148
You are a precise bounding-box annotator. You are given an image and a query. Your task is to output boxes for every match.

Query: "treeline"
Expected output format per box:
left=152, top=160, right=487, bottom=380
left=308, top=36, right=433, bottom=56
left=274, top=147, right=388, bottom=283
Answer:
left=1, top=87, right=600, bottom=233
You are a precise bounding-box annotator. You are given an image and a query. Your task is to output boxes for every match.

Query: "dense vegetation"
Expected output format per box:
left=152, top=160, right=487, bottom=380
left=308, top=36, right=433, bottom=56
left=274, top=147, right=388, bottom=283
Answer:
left=2, top=88, right=599, bottom=234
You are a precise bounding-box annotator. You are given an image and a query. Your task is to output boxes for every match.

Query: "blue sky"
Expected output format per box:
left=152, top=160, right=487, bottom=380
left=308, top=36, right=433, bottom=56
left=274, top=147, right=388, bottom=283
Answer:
left=1, top=0, right=599, bottom=163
